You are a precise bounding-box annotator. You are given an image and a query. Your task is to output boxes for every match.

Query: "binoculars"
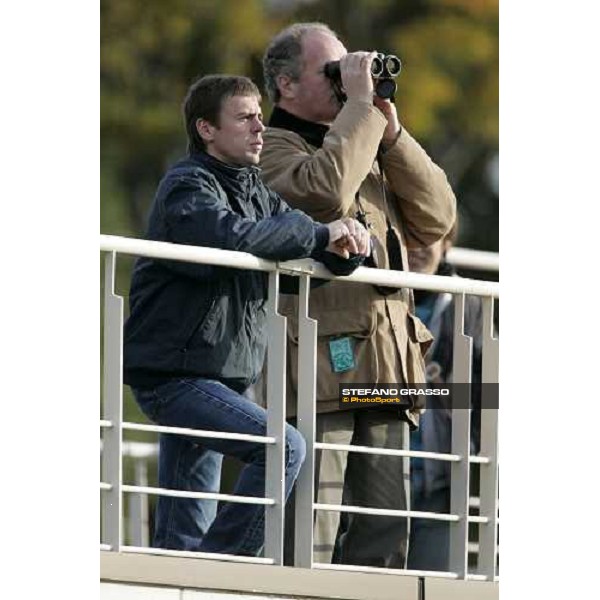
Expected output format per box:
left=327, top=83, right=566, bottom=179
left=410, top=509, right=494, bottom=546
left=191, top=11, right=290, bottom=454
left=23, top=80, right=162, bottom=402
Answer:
left=324, top=53, right=402, bottom=100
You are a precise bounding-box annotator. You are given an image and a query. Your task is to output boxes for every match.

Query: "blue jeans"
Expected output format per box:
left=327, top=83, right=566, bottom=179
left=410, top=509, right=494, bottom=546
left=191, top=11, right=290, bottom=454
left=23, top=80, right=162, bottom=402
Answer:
left=133, top=378, right=306, bottom=556
left=152, top=434, right=222, bottom=550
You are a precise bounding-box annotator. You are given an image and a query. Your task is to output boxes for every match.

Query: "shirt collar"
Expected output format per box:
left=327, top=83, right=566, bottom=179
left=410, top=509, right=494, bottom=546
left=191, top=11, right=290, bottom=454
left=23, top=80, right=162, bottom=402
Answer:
left=268, top=106, right=330, bottom=149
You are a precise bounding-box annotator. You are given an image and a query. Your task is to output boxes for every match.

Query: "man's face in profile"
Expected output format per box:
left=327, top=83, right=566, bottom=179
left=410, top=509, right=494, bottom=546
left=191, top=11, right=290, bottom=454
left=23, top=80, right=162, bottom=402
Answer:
left=201, top=94, right=265, bottom=167
left=287, top=31, right=347, bottom=124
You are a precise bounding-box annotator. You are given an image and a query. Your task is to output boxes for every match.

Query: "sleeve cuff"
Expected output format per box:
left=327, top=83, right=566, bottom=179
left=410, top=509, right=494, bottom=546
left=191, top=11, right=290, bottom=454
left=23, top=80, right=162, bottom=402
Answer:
left=314, top=225, right=330, bottom=250
left=380, top=127, right=403, bottom=153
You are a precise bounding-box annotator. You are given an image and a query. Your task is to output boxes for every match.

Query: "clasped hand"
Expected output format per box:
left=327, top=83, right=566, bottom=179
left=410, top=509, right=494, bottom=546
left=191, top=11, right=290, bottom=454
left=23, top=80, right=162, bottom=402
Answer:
left=326, top=217, right=371, bottom=259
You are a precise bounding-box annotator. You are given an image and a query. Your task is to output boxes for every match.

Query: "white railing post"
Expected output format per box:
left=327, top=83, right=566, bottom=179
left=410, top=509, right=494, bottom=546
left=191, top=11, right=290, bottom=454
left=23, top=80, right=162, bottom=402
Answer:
left=448, top=293, right=472, bottom=579
left=477, top=297, right=500, bottom=579
left=128, top=458, right=149, bottom=547
left=264, top=271, right=287, bottom=564
left=294, top=275, right=318, bottom=568
left=101, top=251, right=124, bottom=551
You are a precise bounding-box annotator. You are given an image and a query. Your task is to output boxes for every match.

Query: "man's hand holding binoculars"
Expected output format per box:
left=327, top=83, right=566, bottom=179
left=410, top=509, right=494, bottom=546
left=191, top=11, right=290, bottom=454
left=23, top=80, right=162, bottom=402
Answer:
left=337, top=51, right=401, bottom=145
left=338, top=51, right=377, bottom=104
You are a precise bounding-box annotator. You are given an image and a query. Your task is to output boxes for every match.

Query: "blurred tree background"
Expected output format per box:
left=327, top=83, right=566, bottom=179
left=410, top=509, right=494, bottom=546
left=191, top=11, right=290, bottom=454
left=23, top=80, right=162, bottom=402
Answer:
left=101, top=0, right=498, bottom=526
left=101, top=0, right=498, bottom=250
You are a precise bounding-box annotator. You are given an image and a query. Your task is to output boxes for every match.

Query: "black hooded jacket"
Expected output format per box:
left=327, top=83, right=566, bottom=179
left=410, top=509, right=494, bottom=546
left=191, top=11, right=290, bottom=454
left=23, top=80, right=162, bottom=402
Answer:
left=123, top=151, right=360, bottom=391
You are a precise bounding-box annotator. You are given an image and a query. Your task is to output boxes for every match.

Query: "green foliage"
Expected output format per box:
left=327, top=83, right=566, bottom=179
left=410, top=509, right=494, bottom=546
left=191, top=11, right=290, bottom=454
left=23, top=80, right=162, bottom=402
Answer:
left=101, top=0, right=498, bottom=246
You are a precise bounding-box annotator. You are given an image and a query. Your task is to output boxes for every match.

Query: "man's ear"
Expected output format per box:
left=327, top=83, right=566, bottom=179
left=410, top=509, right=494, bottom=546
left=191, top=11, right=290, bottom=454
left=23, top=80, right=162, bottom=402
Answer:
left=196, top=118, right=216, bottom=144
left=276, top=74, right=296, bottom=100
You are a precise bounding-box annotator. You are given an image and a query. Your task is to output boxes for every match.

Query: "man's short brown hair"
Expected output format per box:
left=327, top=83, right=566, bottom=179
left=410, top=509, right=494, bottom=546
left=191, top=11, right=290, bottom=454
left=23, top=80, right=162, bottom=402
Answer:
left=262, top=23, right=340, bottom=104
left=183, top=75, right=261, bottom=154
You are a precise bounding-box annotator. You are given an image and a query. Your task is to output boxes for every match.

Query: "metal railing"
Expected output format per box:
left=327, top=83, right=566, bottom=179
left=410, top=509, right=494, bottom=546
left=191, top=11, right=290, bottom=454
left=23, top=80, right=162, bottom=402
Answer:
left=100, top=234, right=499, bottom=581
left=446, top=247, right=499, bottom=273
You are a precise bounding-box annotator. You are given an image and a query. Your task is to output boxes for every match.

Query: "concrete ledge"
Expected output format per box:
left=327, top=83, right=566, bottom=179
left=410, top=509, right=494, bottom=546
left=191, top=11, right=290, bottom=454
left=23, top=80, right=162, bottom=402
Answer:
left=424, top=577, right=499, bottom=600
left=101, top=551, right=419, bottom=600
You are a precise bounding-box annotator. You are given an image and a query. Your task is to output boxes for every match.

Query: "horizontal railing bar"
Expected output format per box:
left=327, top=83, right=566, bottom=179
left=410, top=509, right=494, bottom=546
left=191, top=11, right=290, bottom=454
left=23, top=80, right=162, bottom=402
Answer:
left=467, top=573, right=500, bottom=582
left=468, top=542, right=499, bottom=554
left=122, top=422, right=275, bottom=445
left=468, top=515, right=488, bottom=524
left=313, top=563, right=458, bottom=579
left=316, top=442, right=490, bottom=465
left=100, top=482, right=112, bottom=491
left=283, top=259, right=499, bottom=298
left=100, top=235, right=499, bottom=298
left=100, top=439, right=158, bottom=459
left=121, top=545, right=275, bottom=565
left=100, top=544, right=112, bottom=551
left=120, top=441, right=156, bottom=459
left=314, top=503, right=459, bottom=522
left=315, top=442, right=460, bottom=462
left=446, top=247, right=499, bottom=272
left=99, top=420, right=112, bottom=428
left=106, top=438, right=491, bottom=466
left=100, top=234, right=274, bottom=273
left=122, top=484, right=275, bottom=506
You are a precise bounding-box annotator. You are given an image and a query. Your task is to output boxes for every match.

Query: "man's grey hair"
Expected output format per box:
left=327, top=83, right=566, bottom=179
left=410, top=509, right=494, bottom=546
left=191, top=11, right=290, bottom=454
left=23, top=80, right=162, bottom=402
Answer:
left=262, top=22, right=340, bottom=104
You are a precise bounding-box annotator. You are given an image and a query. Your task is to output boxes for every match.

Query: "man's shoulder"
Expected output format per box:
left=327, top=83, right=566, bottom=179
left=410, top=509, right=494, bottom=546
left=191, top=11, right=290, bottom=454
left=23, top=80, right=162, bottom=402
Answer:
left=164, top=155, right=217, bottom=179
left=159, top=156, right=220, bottom=192
left=261, top=128, right=313, bottom=172
left=263, top=126, right=309, bottom=148
left=151, top=159, right=223, bottom=215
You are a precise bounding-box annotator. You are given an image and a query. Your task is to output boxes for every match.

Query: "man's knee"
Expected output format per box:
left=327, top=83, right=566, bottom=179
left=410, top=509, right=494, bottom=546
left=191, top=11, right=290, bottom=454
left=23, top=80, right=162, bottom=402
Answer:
left=285, top=423, right=306, bottom=471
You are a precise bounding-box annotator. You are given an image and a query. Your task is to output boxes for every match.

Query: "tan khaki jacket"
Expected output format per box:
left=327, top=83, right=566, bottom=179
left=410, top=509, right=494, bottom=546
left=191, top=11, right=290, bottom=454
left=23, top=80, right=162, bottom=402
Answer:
left=260, top=99, right=456, bottom=425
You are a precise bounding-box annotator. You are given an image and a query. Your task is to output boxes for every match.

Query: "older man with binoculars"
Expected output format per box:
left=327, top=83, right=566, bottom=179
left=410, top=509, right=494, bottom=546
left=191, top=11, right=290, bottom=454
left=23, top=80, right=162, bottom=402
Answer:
left=261, top=22, right=456, bottom=569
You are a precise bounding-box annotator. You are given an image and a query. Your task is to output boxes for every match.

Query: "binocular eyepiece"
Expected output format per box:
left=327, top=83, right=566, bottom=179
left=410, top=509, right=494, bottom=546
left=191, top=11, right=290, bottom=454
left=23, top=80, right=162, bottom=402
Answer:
left=323, top=53, right=402, bottom=100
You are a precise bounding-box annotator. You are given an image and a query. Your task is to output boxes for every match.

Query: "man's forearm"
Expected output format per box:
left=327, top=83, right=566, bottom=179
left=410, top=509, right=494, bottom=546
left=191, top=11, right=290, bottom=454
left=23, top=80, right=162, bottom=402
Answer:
left=381, top=128, right=457, bottom=246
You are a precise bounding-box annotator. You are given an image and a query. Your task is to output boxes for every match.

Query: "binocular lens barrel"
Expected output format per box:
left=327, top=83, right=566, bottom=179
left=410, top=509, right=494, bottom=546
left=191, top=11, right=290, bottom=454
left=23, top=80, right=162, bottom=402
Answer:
left=324, top=54, right=401, bottom=80
left=384, top=56, right=402, bottom=77
left=371, top=56, right=384, bottom=77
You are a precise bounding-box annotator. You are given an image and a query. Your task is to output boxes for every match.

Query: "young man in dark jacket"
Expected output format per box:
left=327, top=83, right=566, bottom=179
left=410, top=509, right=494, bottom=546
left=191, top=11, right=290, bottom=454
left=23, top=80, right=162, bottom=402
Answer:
left=123, top=74, right=370, bottom=557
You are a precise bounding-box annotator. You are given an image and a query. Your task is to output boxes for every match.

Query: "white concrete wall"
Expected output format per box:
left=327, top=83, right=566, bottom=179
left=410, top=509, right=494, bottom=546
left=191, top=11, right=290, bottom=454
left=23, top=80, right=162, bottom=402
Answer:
left=101, top=582, right=323, bottom=600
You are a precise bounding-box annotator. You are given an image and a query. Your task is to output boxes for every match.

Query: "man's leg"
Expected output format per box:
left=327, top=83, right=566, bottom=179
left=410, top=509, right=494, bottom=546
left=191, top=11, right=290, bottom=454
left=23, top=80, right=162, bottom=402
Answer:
left=135, top=378, right=305, bottom=556
left=152, top=434, right=222, bottom=550
left=283, top=411, right=354, bottom=566
left=407, top=486, right=451, bottom=571
left=337, top=409, right=409, bottom=568
left=312, top=411, right=355, bottom=564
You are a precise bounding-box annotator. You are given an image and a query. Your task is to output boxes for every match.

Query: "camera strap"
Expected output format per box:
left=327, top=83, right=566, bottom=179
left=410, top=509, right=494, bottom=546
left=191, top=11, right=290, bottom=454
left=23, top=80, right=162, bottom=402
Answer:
left=376, top=149, right=404, bottom=274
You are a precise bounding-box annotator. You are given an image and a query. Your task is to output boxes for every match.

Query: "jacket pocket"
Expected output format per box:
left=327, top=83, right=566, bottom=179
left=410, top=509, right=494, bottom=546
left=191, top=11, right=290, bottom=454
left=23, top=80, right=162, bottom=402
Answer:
left=407, top=312, right=434, bottom=359
left=287, top=306, right=378, bottom=401
left=182, top=297, right=221, bottom=350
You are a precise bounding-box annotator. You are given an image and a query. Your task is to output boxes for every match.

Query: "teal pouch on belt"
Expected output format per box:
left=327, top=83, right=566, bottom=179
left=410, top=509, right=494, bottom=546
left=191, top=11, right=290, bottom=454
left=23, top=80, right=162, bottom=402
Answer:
left=328, top=336, right=355, bottom=373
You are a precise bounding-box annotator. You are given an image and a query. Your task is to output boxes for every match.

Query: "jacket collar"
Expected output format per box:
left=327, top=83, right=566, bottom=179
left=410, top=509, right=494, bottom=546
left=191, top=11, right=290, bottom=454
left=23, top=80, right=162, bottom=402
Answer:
left=189, top=151, right=260, bottom=195
left=190, top=151, right=260, bottom=181
left=268, top=106, right=329, bottom=149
